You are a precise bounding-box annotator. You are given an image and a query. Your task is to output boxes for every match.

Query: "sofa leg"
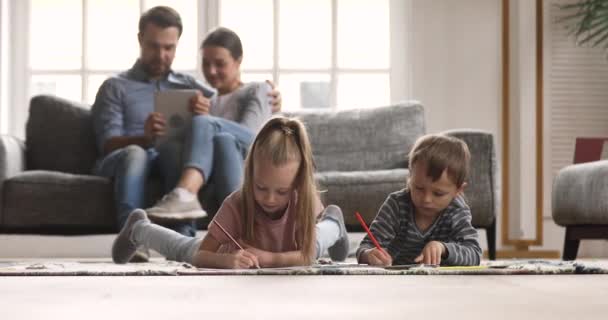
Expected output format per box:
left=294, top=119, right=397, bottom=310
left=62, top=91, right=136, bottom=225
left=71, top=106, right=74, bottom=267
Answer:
left=485, top=220, right=496, bottom=260
left=563, top=227, right=580, bottom=261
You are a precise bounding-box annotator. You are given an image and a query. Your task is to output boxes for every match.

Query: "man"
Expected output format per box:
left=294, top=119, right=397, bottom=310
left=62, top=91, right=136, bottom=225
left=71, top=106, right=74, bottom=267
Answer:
left=92, top=6, right=281, bottom=261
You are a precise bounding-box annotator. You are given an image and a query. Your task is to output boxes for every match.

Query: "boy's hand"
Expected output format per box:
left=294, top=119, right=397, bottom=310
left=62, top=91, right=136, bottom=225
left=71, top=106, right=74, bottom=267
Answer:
left=414, top=241, right=446, bottom=265
left=189, top=91, right=210, bottom=115
left=363, top=248, right=392, bottom=266
left=227, top=249, right=260, bottom=269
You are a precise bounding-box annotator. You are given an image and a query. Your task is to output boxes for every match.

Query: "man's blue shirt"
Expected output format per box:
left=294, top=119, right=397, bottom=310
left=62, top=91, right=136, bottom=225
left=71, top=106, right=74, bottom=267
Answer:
left=91, top=60, right=215, bottom=155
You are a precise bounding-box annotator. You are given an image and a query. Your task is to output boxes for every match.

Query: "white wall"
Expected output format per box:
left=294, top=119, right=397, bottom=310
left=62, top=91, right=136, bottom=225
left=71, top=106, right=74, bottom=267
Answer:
left=411, top=0, right=501, bottom=135
left=411, top=0, right=608, bottom=257
left=410, top=0, right=503, bottom=251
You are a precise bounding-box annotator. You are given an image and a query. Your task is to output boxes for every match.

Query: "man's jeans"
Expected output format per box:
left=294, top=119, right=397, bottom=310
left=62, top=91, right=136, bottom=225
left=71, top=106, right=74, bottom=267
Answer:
left=94, top=115, right=254, bottom=236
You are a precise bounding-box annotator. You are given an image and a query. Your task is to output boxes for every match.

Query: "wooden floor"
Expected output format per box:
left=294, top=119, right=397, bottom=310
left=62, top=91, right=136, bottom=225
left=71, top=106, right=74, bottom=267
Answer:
left=1, top=274, right=607, bottom=319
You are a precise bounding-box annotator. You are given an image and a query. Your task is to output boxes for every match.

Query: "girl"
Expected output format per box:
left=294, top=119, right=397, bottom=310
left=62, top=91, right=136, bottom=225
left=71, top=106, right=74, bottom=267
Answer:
left=112, top=117, right=350, bottom=268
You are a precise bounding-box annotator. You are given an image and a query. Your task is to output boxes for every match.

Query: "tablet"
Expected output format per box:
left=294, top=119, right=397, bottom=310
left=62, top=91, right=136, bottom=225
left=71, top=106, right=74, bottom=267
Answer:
left=154, top=89, right=198, bottom=145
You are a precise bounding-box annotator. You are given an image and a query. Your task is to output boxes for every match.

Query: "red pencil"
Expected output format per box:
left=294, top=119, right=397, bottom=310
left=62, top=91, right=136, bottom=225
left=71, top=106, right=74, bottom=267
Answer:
left=355, top=212, right=387, bottom=254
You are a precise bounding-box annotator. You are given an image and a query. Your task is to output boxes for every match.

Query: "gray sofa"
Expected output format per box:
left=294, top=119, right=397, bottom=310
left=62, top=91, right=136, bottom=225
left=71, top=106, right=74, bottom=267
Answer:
left=0, top=95, right=498, bottom=258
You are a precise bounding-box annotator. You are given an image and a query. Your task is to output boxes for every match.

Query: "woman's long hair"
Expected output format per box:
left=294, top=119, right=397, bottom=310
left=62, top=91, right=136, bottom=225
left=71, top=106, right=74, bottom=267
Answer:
left=240, top=116, right=317, bottom=264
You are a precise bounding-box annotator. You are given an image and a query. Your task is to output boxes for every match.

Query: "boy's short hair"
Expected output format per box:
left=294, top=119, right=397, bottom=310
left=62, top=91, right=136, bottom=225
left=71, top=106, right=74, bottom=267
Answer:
left=408, top=134, right=470, bottom=187
left=139, top=6, right=183, bottom=37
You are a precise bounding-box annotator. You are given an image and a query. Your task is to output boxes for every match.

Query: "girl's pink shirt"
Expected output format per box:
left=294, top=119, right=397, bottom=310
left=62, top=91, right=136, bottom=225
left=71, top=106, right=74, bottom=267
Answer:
left=207, top=190, right=324, bottom=253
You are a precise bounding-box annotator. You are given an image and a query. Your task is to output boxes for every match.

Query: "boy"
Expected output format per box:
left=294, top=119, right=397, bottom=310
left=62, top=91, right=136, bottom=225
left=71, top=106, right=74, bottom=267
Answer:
left=357, top=134, right=482, bottom=266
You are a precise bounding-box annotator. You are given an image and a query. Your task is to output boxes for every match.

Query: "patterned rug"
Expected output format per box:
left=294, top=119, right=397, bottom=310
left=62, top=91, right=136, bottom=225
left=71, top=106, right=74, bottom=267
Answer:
left=1, top=259, right=607, bottom=276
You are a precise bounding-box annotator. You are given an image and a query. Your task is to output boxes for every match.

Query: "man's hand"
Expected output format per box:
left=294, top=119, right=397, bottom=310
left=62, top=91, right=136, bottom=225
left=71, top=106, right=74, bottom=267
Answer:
left=362, top=248, right=392, bottom=266
left=189, top=91, right=210, bottom=115
left=414, top=241, right=446, bottom=265
left=144, top=112, right=166, bottom=146
left=266, top=80, right=282, bottom=113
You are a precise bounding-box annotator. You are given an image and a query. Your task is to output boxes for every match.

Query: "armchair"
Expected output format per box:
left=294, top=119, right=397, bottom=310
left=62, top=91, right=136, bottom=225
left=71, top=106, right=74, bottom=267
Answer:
left=552, top=137, right=608, bottom=260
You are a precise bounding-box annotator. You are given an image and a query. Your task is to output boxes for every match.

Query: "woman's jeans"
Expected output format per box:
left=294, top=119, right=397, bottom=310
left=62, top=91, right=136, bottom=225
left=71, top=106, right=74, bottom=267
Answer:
left=94, top=115, right=254, bottom=236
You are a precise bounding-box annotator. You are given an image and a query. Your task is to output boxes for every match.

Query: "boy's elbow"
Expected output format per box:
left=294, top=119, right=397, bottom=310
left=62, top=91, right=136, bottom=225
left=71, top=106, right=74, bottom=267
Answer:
left=470, top=246, right=482, bottom=266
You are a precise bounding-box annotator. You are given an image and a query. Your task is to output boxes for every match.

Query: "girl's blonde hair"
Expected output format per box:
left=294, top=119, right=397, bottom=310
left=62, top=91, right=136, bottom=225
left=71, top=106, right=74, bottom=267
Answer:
left=240, top=116, right=318, bottom=264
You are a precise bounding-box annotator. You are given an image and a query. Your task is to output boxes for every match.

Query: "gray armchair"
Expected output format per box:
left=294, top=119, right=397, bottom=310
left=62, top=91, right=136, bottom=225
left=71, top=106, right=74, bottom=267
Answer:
left=552, top=160, right=608, bottom=260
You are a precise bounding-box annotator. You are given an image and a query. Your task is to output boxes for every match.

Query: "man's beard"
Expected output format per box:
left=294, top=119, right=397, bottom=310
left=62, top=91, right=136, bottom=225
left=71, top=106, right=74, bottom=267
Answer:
left=143, top=60, right=169, bottom=77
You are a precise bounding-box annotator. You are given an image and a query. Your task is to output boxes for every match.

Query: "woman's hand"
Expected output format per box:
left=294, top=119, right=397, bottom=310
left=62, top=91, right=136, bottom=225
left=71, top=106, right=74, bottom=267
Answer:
left=189, top=91, right=210, bottom=115
left=414, top=241, right=446, bottom=265
left=266, top=80, right=282, bottom=113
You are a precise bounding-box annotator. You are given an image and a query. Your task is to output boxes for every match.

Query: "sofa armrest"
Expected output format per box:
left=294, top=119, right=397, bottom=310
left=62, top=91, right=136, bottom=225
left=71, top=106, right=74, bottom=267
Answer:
left=441, top=129, right=499, bottom=228
left=0, top=135, right=26, bottom=181
left=0, top=135, right=25, bottom=225
left=552, top=160, right=608, bottom=226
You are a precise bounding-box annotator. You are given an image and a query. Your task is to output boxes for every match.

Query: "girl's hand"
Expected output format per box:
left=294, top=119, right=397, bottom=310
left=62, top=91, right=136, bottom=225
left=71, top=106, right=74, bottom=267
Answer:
left=189, top=91, right=210, bottom=115
left=414, top=241, right=446, bottom=265
left=227, top=249, right=260, bottom=269
left=363, top=248, right=392, bottom=266
left=244, top=246, right=272, bottom=268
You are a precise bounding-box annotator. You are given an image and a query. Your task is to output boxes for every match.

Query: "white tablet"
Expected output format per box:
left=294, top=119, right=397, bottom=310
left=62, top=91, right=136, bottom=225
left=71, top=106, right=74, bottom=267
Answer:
left=154, top=89, right=198, bottom=145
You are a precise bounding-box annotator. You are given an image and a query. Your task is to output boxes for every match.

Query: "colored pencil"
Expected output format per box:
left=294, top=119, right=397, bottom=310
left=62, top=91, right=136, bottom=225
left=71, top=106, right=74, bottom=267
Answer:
left=213, top=220, right=260, bottom=269
left=213, top=220, right=244, bottom=250
left=355, top=212, right=387, bottom=254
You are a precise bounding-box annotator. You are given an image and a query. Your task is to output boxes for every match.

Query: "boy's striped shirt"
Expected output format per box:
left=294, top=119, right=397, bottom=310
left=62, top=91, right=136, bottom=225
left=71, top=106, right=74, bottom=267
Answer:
left=356, top=189, right=482, bottom=266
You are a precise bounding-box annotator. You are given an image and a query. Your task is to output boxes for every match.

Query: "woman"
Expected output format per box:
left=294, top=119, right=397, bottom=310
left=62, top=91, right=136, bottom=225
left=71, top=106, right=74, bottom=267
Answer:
left=147, top=27, right=276, bottom=226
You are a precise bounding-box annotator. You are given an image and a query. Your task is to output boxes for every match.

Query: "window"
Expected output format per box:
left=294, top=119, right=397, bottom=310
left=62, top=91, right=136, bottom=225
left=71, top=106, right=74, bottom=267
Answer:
left=27, top=0, right=199, bottom=105
left=219, top=0, right=392, bottom=110
left=7, top=0, right=408, bottom=136
left=0, top=0, right=8, bottom=134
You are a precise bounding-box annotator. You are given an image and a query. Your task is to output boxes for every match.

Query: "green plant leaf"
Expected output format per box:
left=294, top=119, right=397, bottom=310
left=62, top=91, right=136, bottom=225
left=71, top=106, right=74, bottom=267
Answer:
left=558, top=0, right=608, bottom=51
left=578, top=23, right=608, bottom=45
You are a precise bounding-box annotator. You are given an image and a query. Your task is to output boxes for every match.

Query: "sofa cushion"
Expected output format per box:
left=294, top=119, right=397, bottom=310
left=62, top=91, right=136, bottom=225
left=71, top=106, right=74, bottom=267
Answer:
left=1, top=171, right=115, bottom=231
left=26, top=95, right=98, bottom=174
left=315, top=169, right=408, bottom=229
left=285, top=102, right=425, bottom=172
